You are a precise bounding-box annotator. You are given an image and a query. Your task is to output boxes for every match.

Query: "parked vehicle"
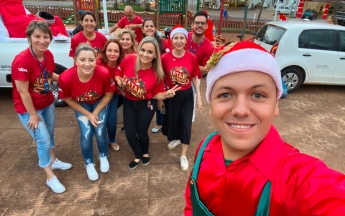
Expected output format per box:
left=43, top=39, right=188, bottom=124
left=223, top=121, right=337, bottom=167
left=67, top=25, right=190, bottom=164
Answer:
left=254, top=21, right=345, bottom=93
left=302, top=9, right=318, bottom=20
left=277, top=6, right=294, bottom=15
left=0, top=9, right=115, bottom=107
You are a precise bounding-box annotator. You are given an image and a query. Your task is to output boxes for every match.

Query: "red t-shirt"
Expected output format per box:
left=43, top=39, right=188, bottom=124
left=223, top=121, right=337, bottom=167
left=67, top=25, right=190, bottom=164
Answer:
left=96, top=58, right=122, bottom=94
left=204, top=19, right=215, bottom=42
left=161, top=51, right=200, bottom=90
left=58, top=65, right=116, bottom=104
left=117, top=16, right=143, bottom=44
left=69, top=31, right=108, bottom=57
left=186, top=32, right=214, bottom=77
left=116, top=54, right=164, bottom=101
left=11, top=48, right=55, bottom=114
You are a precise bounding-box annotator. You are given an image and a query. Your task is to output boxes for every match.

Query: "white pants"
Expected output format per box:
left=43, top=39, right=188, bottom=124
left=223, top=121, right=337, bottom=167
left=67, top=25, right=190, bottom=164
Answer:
left=192, top=79, right=200, bottom=123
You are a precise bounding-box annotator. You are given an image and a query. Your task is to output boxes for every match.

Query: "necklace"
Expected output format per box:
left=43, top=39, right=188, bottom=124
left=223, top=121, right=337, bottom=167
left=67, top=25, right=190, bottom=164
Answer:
left=189, top=36, right=204, bottom=54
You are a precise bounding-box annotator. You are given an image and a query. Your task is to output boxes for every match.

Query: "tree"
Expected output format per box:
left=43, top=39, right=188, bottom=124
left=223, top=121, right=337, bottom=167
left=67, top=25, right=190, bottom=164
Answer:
left=113, top=0, right=118, bottom=10
left=255, top=0, right=265, bottom=30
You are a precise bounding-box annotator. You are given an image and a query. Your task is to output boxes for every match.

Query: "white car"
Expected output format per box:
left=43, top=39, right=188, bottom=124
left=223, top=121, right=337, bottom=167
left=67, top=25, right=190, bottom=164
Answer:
left=277, top=6, right=294, bottom=15
left=254, top=21, right=345, bottom=92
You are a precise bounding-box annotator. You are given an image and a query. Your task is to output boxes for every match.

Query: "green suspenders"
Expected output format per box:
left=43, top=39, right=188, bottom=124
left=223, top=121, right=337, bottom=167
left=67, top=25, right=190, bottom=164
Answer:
left=190, top=132, right=272, bottom=216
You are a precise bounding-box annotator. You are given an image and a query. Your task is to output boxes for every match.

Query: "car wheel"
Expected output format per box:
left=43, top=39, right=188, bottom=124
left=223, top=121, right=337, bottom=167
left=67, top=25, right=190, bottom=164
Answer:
left=281, top=67, right=304, bottom=93
left=52, top=64, right=67, bottom=107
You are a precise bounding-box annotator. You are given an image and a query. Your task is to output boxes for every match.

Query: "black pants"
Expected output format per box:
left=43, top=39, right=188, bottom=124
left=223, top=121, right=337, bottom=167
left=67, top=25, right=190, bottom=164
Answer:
left=123, top=98, right=156, bottom=159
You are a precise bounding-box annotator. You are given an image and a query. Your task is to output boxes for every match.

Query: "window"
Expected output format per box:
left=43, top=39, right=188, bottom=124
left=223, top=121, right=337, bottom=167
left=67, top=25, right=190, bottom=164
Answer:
left=298, top=30, right=336, bottom=51
left=339, top=31, right=345, bottom=52
left=255, top=25, right=286, bottom=45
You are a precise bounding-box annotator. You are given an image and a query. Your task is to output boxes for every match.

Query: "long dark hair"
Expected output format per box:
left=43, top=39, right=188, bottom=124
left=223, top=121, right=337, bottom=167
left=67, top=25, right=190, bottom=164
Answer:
left=142, top=18, right=165, bottom=55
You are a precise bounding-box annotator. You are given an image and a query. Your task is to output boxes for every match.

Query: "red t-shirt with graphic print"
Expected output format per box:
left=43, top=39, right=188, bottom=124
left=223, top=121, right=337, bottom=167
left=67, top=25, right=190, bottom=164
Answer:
left=58, top=65, right=116, bottom=104
left=96, top=58, right=122, bottom=94
left=186, top=32, right=214, bottom=78
left=161, top=51, right=200, bottom=91
left=11, top=48, right=55, bottom=114
left=117, top=16, right=143, bottom=44
left=115, top=54, right=165, bottom=101
left=69, top=31, right=108, bottom=57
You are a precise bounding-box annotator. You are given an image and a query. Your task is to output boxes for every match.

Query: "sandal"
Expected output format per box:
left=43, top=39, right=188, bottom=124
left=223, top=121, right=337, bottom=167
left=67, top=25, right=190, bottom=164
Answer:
left=151, top=125, right=162, bottom=133
left=109, top=142, right=120, bottom=151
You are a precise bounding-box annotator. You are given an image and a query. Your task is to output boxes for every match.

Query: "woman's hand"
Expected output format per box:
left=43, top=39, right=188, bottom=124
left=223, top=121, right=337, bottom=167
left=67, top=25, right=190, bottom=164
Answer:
left=115, top=76, right=124, bottom=88
left=165, top=85, right=181, bottom=99
left=87, top=112, right=99, bottom=128
left=27, top=114, right=42, bottom=130
left=157, top=100, right=165, bottom=112
left=197, top=96, right=203, bottom=114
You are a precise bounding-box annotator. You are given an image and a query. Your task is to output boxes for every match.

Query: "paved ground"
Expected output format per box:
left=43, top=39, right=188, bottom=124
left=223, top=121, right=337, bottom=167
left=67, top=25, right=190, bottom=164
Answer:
left=1, top=61, right=345, bottom=215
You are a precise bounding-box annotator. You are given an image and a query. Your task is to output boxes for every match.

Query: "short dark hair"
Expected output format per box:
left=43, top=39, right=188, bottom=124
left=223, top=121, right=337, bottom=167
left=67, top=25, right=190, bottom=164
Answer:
left=193, top=10, right=208, bottom=22
left=26, top=20, right=52, bottom=41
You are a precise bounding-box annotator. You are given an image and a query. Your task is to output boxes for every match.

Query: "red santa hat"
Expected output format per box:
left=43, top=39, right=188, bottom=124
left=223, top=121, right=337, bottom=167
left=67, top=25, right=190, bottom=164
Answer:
left=205, top=41, right=282, bottom=103
left=166, top=24, right=188, bottom=53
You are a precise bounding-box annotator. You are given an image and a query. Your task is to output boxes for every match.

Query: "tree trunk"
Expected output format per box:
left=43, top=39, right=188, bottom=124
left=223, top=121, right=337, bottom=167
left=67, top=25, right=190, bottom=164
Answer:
left=255, top=0, right=265, bottom=31
left=113, top=0, right=118, bottom=10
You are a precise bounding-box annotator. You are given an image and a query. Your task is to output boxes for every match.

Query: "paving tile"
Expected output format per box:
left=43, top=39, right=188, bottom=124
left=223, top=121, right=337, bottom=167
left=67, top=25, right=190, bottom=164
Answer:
left=34, top=204, right=95, bottom=216
left=0, top=114, right=18, bottom=129
left=0, top=147, right=26, bottom=173
left=0, top=128, right=33, bottom=148
left=147, top=165, right=189, bottom=198
left=149, top=196, right=185, bottom=216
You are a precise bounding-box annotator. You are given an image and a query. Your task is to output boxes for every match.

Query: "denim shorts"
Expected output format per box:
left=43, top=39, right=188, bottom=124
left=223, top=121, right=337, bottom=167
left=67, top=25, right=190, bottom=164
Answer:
left=17, top=102, right=55, bottom=168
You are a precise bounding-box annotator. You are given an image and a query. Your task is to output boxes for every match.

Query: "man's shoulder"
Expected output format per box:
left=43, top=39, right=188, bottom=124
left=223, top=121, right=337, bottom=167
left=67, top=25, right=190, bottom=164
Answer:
left=134, top=16, right=143, bottom=23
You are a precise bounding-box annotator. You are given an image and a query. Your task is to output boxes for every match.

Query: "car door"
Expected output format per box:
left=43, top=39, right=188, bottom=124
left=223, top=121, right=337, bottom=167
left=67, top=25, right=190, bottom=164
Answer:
left=331, top=30, right=345, bottom=83
left=298, top=29, right=338, bottom=82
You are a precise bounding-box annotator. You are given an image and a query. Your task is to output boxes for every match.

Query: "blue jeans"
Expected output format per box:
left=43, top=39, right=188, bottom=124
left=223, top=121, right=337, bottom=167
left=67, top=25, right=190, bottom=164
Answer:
left=154, top=99, right=163, bottom=126
left=17, top=102, right=55, bottom=168
left=107, top=94, right=118, bottom=143
left=75, top=99, right=109, bottom=165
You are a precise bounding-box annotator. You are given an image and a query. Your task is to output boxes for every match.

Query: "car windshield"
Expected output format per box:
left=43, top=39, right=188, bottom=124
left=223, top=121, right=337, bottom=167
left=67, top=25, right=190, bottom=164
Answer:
left=255, top=24, right=287, bottom=45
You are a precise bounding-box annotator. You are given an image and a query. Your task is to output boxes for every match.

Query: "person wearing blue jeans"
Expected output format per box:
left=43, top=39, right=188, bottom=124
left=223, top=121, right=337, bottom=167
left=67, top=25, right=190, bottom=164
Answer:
left=152, top=100, right=163, bottom=133
left=97, top=39, right=125, bottom=150
left=106, top=94, right=119, bottom=148
left=59, top=44, right=115, bottom=181
left=75, top=99, right=109, bottom=166
left=11, top=21, right=72, bottom=194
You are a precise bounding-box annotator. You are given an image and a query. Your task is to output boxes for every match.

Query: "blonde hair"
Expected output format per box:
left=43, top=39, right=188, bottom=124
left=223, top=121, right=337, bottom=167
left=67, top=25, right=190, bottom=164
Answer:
left=117, top=29, right=137, bottom=52
left=135, top=36, right=164, bottom=83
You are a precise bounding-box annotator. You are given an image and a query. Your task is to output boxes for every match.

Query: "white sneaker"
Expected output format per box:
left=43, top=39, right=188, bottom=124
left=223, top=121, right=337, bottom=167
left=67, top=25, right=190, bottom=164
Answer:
left=51, top=158, right=72, bottom=170
left=86, top=164, right=99, bottom=181
left=100, top=156, right=109, bottom=173
left=46, top=176, right=65, bottom=193
left=167, top=140, right=181, bottom=150
left=180, top=156, right=189, bottom=171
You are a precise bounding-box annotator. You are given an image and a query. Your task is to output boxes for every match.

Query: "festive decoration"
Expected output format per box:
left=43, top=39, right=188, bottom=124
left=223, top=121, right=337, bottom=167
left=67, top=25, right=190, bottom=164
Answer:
left=205, top=41, right=283, bottom=103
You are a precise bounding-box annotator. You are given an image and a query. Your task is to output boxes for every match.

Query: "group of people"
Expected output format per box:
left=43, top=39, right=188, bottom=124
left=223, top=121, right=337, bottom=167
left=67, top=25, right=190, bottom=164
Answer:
left=11, top=7, right=214, bottom=193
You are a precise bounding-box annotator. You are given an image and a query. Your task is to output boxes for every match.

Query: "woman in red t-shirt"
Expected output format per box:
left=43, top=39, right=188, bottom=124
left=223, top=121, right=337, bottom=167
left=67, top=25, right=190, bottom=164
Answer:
left=59, top=44, right=115, bottom=181
left=97, top=39, right=124, bottom=151
left=117, top=29, right=137, bottom=56
left=69, top=11, right=107, bottom=58
left=161, top=26, right=203, bottom=172
left=11, top=21, right=72, bottom=194
left=142, top=18, right=168, bottom=134
left=116, top=28, right=137, bottom=132
left=115, top=36, right=180, bottom=169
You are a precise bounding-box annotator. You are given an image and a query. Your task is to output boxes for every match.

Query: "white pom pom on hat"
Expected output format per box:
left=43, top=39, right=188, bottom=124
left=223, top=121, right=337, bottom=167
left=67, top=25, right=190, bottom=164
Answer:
left=206, top=41, right=282, bottom=103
